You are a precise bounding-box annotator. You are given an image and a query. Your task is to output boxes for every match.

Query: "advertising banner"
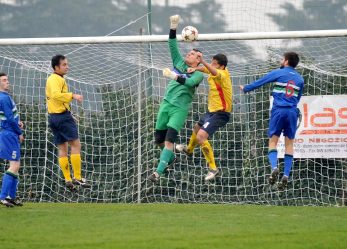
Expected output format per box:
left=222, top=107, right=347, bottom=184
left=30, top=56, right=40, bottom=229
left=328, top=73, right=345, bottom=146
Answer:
left=274, top=95, right=347, bottom=158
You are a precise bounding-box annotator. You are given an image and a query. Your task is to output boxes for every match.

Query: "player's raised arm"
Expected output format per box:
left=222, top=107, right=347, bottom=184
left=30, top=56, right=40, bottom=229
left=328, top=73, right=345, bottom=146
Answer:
left=198, top=53, right=218, bottom=76
left=187, top=66, right=206, bottom=73
left=179, top=72, right=204, bottom=87
left=168, top=15, right=184, bottom=66
left=162, top=67, right=203, bottom=88
left=241, top=69, right=279, bottom=93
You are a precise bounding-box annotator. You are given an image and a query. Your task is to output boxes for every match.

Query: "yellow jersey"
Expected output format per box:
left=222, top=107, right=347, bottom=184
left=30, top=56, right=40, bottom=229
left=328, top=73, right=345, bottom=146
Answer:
left=45, top=73, right=73, bottom=114
left=203, top=67, right=232, bottom=113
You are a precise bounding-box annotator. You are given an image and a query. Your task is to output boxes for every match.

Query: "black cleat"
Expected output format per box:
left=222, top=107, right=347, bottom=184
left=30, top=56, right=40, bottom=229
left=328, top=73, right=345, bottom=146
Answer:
left=66, top=181, right=77, bottom=192
left=5, top=197, right=23, bottom=206
left=268, top=168, right=279, bottom=185
left=168, top=157, right=177, bottom=167
left=148, top=172, right=160, bottom=183
left=278, top=176, right=288, bottom=191
left=72, top=178, right=91, bottom=188
left=0, top=199, right=14, bottom=208
left=164, top=157, right=178, bottom=173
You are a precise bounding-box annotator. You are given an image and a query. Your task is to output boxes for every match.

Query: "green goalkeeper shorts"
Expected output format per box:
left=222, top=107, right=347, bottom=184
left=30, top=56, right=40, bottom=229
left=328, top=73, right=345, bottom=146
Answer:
left=155, top=100, right=189, bottom=132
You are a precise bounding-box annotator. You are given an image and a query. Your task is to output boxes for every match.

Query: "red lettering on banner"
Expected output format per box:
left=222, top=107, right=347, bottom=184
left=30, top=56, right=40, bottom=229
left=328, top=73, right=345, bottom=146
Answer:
left=302, top=103, right=347, bottom=133
left=338, top=108, right=347, bottom=127
left=310, top=108, right=336, bottom=127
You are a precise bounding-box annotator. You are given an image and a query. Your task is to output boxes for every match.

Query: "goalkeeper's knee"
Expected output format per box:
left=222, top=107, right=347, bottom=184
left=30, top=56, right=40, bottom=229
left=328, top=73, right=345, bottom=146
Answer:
left=165, top=127, right=178, bottom=143
left=155, top=129, right=167, bottom=145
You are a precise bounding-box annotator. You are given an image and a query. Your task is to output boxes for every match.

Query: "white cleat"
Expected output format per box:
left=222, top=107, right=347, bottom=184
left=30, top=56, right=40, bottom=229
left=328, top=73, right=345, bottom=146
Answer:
left=175, top=144, right=192, bottom=156
left=204, top=168, right=219, bottom=181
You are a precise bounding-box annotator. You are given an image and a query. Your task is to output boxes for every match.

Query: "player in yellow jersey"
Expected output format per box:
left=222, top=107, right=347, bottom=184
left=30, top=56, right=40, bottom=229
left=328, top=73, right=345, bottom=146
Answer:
left=46, top=55, right=90, bottom=191
left=176, top=53, right=232, bottom=181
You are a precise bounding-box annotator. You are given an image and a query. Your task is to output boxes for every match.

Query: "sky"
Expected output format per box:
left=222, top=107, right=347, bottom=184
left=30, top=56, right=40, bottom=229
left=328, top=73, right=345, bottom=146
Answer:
left=152, top=0, right=304, bottom=32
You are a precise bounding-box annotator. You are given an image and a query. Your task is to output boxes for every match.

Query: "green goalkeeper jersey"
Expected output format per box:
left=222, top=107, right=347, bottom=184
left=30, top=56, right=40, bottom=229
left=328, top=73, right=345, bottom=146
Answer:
left=163, top=38, right=204, bottom=110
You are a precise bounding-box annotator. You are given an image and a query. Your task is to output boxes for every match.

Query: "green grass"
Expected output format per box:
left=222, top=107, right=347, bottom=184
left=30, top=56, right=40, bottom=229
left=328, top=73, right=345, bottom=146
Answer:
left=0, top=203, right=346, bottom=249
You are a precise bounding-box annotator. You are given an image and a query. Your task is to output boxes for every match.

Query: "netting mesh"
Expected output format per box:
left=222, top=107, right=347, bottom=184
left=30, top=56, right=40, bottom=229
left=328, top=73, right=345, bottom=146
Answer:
left=0, top=34, right=346, bottom=205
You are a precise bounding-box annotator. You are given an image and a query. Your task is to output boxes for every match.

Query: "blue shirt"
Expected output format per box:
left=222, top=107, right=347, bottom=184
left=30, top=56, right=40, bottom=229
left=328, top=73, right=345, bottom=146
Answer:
left=0, top=91, right=22, bottom=135
left=243, top=67, right=304, bottom=108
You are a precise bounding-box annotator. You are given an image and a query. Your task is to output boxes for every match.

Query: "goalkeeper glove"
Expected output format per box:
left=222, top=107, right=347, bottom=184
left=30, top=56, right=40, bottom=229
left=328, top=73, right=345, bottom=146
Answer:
left=169, top=15, right=180, bottom=29
left=163, top=68, right=177, bottom=80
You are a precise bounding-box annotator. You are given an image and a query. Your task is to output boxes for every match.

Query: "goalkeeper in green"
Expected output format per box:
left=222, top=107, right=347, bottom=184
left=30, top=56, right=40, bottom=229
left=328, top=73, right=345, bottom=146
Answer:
left=148, top=15, right=204, bottom=183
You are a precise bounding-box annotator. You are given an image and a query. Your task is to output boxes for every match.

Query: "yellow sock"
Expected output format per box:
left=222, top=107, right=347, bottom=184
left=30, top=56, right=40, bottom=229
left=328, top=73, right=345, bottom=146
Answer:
left=58, top=157, right=72, bottom=181
left=70, top=154, right=82, bottom=180
left=201, top=140, right=217, bottom=170
left=187, top=131, right=198, bottom=154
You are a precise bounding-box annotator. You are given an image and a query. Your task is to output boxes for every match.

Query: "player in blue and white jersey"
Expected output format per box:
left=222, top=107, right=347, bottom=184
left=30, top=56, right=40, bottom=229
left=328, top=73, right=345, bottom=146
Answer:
left=0, top=73, right=24, bottom=207
left=240, top=52, right=304, bottom=190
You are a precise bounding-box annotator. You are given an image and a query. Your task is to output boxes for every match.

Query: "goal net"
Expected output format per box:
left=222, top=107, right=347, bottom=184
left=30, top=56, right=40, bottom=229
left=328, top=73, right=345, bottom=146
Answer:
left=0, top=31, right=346, bottom=205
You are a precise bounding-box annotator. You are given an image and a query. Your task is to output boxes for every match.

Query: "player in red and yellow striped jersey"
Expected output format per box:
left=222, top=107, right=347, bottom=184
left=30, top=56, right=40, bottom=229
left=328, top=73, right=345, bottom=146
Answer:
left=176, top=53, right=232, bottom=181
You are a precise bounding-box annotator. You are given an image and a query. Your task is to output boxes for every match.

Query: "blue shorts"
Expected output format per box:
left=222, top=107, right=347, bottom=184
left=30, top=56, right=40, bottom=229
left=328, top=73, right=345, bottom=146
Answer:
left=198, top=111, right=230, bottom=137
left=48, top=111, right=79, bottom=145
left=0, top=130, right=20, bottom=161
left=268, top=106, right=299, bottom=139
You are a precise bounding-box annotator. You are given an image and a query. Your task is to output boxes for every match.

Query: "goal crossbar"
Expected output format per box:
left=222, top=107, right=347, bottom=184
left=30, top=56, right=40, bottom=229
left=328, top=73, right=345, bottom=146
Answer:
left=0, top=29, right=347, bottom=45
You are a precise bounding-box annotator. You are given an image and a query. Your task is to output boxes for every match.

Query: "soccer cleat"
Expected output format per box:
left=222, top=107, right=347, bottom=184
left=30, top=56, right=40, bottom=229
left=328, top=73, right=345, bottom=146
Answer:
left=0, top=199, right=14, bottom=208
left=164, top=157, right=178, bottom=172
left=72, top=178, right=91, bottom=188
left=65, top=181, right=77, bottom=192
left=5, top=197, right=23, bottom=207
left=205, top=168, right=219, bottom=181
left=268, top=168, right=279, bottom=185
left=278, top=176, right=288, bottom=191
left=148, top=172, right=160, bottom=183
left=168, top=157, right=177, bottom=167
left=175, top=144, right=192, bottom=157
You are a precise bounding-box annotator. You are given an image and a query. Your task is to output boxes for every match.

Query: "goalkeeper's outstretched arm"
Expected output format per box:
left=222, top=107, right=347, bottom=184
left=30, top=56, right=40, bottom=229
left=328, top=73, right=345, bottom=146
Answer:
left=168, top=15, right=183, bottom=66
left=163, top=68, right=203, bottom=87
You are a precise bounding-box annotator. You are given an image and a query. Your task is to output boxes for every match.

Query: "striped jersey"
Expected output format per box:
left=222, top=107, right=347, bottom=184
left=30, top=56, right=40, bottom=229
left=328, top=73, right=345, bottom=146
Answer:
left=203, top=67, right=232, bottom=112
left=243, top=67, right=304, bottom=108
left=0, top=91, right=22, bottom=135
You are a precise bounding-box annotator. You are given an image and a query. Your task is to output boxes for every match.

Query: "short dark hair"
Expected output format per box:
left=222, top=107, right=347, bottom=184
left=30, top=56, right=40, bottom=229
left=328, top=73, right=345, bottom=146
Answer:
left=51, top=54, right=66, bottom=70
left=212, top=53, right=228, bottom=67
left=284, top=52, right=299, bottom=68
left=193, top=48, right=202, bottom=53
left=0, top=72, right=7, bottom=78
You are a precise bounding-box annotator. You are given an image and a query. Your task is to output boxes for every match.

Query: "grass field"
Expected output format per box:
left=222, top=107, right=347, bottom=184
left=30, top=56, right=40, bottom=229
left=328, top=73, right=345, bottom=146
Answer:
left=1, top=203, right=346, bottom=249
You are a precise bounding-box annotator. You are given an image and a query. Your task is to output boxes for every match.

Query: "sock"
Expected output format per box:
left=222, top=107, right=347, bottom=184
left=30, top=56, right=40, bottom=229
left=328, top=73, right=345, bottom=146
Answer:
left=201, top=140, right=216, bottom=170
left=284, top=154, right=294, bottom=177
left=8, top=173, right=19, bottom=199
left=156, top=148, right=174, bottom=175
left=168, top=150, right=176, bottom=164
left=0, top=171, right=16, bottom=200
left=58, top=157, right=72, bottom=182
left=187, top=131, right=198, bottom=154
left=70, top=154, right=82, bottom=180
left=268, top=149, right=278, bottom=170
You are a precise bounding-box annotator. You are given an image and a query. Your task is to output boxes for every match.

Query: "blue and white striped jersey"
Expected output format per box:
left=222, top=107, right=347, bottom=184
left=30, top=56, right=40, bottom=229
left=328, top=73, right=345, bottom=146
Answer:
left=243, top=67, right=304, bottom=108
left=0, top=91, right=22, bottom=135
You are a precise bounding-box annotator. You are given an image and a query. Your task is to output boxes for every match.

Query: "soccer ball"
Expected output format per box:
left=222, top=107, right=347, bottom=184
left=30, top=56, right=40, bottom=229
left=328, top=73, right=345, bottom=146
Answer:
left=181, top=26, right=198, bottom=42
